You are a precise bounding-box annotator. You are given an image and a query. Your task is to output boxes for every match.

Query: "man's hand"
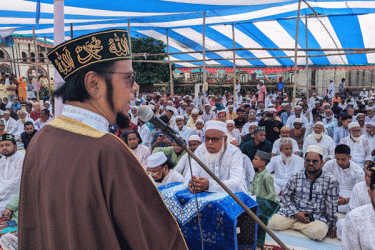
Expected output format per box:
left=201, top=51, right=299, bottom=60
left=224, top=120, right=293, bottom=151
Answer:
left=2, top=209, right=12, bottom=221
left=189, top=176, right=209, bottom=193
left=162, top=137, right=172, bottom=145
left=294, top=212, right=310, bottom=224
left=326, top=229, right=337, bottom=239
left=338, top=196, right=349, bottom=205
left=273, top=127, right=280, bottom=133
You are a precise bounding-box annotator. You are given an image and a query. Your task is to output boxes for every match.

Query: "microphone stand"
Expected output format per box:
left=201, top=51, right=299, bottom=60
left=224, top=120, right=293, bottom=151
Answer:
left=163, top=130, right=289, bottom=250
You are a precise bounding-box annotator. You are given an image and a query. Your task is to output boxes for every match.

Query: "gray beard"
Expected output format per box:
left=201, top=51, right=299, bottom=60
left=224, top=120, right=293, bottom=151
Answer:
left=204, top=140, right=226, bottom=163
left=282, top=153, right=293, bottom=165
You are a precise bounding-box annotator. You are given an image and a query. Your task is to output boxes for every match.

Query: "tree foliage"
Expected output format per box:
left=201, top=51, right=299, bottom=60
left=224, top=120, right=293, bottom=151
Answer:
left=131, top=37, right=175, bottom=92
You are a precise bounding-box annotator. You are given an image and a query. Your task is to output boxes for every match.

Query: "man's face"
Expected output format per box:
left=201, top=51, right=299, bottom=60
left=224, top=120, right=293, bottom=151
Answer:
left=325, top=110, right=333, bottom=118
left=350, top=126, right=362, bottom=138
left=252, top=156, right=263, bottom=169
left=237, top=111, right=243, bottom=118
left=3, top=113, right=10, bottom=121
left=0, top=141, right=16, bottom=157
left=166, top=110, right=173, bottom=118
left=195, top=122, right=204, bottom=130
left=18, top=112, right=26, bottom=120
left=294, top=108, right=302, bottom=115
left=174, top=144, right=183, bottom=154
left=217, top=113, right=226, bottom=122
left=357, top=115, right=365, bottom=124
left=365, top=168, right=373, bottom=187
left=304, top=152, right=323, bottom=175
left=313, top=125, right=324, bottom=134
left=148, top=164, right=168, bottom=182
left=258, top=103, right=265, bottom=110
left=248, top=115, right=256, bottom=123
left=335, top=153, right=351, bottom=169
left=228, top=107, right=234, bottom=113
left=249, top=125, right=257, bottom=135
left=251, top=100, right=256, bottom=106
left=131, top=107, right=137, bottom=115
left=204, top=129, right=225, bottom=154
left=367, top=125, right=375, bottom=135
left=254, top=131, right=266, bottom=142
left=24, top=124, right=35, bottom=135
left=368, top=109, right=374, bottom=117
left=40, top=111, right=47, bottom=119
left=281, top=143, right=293, bottom=157
left=293, top=122, right=302, bottom=130
left=205, top=106, right=210, bottom=112
left=176, top=118, right=184, bottom=129
left=192, top=114, right=198, bottom=120
left=347, top=108, right=355, bottom=116
left=280, top=130, right=290, bottom=138
left=286, top=106, right=291, bottom=112
left=127, top=133, right=139, bottom=149
left=227, top=123, right=235, bottom=132
left=342, top=119, right=352, bottom=129
left=188, top=140, right=201, bottom=152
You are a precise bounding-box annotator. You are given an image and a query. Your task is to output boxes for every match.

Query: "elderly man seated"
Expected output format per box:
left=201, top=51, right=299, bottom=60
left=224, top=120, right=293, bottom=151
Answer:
left=339, top=122, right=372, bottom=168
left=266, top=138, right=304, bottom=196
left=174, top=135, right=202, bottom=177
left=147, top=152, right=184, bottom=187
left=190, top=118, right=205, bottom=143
left=271, top=126, right=299, bottom=157
left=122, top=130, right=151, bottom=169
left=268, top=145, right=339, bottom=241
left=8, top=110, right=34, bottom=139
left=184, top=120, right=247, bottom=194
left=303, top=121, right=335, bottom=163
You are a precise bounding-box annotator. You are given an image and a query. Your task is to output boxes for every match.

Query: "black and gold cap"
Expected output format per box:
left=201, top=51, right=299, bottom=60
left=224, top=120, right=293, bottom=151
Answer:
left=0, top=134, right=16, bottom=144
left=47, top=29, right=131, bottom=81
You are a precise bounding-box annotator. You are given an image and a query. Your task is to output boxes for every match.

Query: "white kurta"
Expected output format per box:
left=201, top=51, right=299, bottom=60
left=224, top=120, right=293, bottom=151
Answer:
left=348, top=181, right=371, bottom=212
left=0, top=150, right=25, bottom=214
left=228, top=129, right=241, bottom=144
left=271, top=137, right=299, bottom=155
left=339, top=136, right=372, bottom=167
left=176, top=126, right=192, bottom=143
left=266, top=155, right=304, bottom=193
left=132, top=144, right=151, bottom=169
left=130, top=114, right=138, bottom=125
left=243, top=154, right=255, bottom=192
left=8, top=118, right=34, bottom=138
left=342, top=204, right=375, bottom=250
left=34, top=117, right=53, bottom=130
left=303, top=124, right=329, bottom=140
left=2, top=117, right=16, bottom=132
left=303, top=134, right=335, bottom=161
left=153, top=169, right=184, bottom=187
left=138, top=124, right=151, bottom=149
left=363, top=134, right=375, bottom=153
left=285, top=115, right=309, bottom=129
left=184, top=143, right=248, bottom=194
left=174, top=153, right=191, bottom=178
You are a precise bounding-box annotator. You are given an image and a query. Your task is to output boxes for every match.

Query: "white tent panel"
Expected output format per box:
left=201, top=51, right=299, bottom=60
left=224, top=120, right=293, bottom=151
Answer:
left=358, top=13, right=375, bottom=64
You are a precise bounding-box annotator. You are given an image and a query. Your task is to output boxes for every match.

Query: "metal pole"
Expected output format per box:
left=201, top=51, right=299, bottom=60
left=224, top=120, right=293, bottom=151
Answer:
left=32, top=26, right=40, bottom=101
left=232, top=24, right=237, bottom=102
left=128, top=19, right=138, bottom=97
left=202, top=11, right=206, bottom=97
left=16, top=41, right=21, bottom=79
left=166, top=29, right=174, bottom=97
left=305, top=15, right=309, bottom=97
left=54, top=0, right=65, bottom=116
left=70, top=23, right=73, bottom=39
left=293, top=0, right=302, bottom=106
left=44, top=37, right=52, bottom=99
left=11, top=46, right=17, bottom=78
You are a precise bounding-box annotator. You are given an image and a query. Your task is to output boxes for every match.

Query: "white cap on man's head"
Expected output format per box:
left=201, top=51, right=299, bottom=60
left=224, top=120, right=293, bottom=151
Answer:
left=226, top=120, right=235, bottom=125
left=306, top=145, right=323, bottom=157
left=191, top=109, right=199, bottom=115
left=147, top=152, right=168, bottom=169
left=205, top=120, right=228, bottom=134
left=348, top=122, right=360, bottom=130
left=188, top=135, right=201, bottom=142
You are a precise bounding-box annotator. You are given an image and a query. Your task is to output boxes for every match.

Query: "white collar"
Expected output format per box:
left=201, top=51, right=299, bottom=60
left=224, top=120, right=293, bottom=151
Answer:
left=61, top=105, right=109, bottom=133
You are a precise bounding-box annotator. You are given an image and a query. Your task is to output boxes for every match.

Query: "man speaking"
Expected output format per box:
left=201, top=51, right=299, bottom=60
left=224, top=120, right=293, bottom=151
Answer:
left=18, top=30, right=187, bottom=249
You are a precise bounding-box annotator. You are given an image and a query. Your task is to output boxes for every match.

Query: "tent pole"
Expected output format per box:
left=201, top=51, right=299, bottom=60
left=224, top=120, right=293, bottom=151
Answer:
left=70, top=23, right=73, bottom=39
left=293, top=0, right=302, bottom=106
left=11, top=45, right=17, bottom=78
left=17, top=41, right=21, bottom=79
left=232, top=24, right=236, bottom=102
left=305, top=14, right=309, bottom=96
left=166, top=29, right=174, bottom=97
left=32, top=26, right=40, bottom=101
left=202, top=11, right=206, bottom=98
left=44, top=37, right=52, bottom=99
left=54, top=0, right=65, bottom=116
left=128, top=19, right=138, bottom=97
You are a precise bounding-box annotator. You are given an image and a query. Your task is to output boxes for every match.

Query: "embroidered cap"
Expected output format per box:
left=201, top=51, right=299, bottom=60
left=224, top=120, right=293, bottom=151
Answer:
left=147, top=152, right=168, bottom=169
left=188, top=135, right=201, bottom=142
left=254, top=126, right=266, bottom=133
left=306, top=145, right=323, bottom=157
left=47, top=29, right=131, bottom=81
left=0, top=134, right=16, bottom=145
left=255, top=150, right=271, bottom=160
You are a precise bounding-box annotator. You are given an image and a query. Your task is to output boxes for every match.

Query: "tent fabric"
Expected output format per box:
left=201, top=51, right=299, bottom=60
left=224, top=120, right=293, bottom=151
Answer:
left=2, top=0, right=375, bottom=67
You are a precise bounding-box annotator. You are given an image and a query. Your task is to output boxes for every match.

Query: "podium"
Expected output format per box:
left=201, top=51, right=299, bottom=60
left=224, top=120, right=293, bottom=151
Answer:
left=158, top=183, right=258, bottom=250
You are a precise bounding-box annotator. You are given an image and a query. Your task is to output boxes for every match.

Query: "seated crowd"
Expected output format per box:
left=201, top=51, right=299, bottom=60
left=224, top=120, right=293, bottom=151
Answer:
left=1, top=88, right=375, bottom=249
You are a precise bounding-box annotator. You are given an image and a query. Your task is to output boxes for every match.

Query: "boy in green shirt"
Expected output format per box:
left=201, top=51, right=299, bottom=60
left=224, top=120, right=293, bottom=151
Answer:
left=250, top=150, right=276, bottom=202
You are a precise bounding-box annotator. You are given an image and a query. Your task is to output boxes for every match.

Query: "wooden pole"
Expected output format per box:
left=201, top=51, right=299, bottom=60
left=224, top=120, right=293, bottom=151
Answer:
left=128, top=19, right=138, bottom=97
left=11, top=46, right=17, bottom=78
left=232, top=24, right=237, bottom=101
left=44, top=37, right=52, bottom=99
left=16, top=41, right=21, bottom=79
left=292, top=0, right=302, bottom=106
left=305, top=15, right=309, bottom=96
left=202, top=11, right=206, bottom=98
left=32, top=26, right=40, bottom=101
left=166, top=29, right=174, bottom=97
left=54, top=0, right=65, bottom=116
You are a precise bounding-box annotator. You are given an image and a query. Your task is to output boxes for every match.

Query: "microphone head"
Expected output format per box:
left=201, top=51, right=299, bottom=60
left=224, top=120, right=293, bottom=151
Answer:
left=137, top=106, right=154, bottom=122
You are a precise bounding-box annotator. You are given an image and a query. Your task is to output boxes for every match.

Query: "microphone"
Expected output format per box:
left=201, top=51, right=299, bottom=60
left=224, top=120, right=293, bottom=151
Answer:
left=137, top=106, right=185, bottom=145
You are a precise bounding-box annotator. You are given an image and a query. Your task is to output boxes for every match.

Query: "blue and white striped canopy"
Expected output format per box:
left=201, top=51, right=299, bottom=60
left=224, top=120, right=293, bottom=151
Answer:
left=2, top=0, right=375, bottom=67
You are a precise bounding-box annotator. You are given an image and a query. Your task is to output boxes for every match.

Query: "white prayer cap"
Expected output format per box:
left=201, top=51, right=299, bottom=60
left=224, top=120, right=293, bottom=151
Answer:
left=298, top=102, right=303, bottom=106
left=356, top=113, right=365, bottom=117
left=348, top=102, right=355, bottom=106
left=176, top=115, right=184, bottom=120
left=179, top=101, right=184, bottom=104
left=315, top=101, right=320, bottom=104
left=5, top=103, right=11, bottom=109
left=246, top=98, right=251, bottom=101
left=211, top=106, right=216, bottom=111
left=295, top=105, right=302, bottom=110
left=294, top=118, right=303, bottom=123
left=205, top=120, right=228, bottom=134
left=150, top=100, right=155, bottom=104
left=348, top=122, right=360, bottom=130
left=367, top=122, right=375, bottom=127
left=131, top=106, right=138, bottom=110
left=306, top=145, right=323, bottom=157
left=367, top=107, right=373, bottom=111
left=312, top=93, right=317, bottom=95
left=330, top=79, right=334, bottom=82
left=363, top=88, right=366, bottom=90
left=228, top=99, right=233, bottom=102
left=226, top=120, right=235, bottom=125
left=166, top=106, right=174, bottom=112
left=195, top=118, right=204, bottom=124
left=318, top=97, right=323, bottom=100
left=259, top=80, right=264, bottom=83
left=281, top=103, right=287, bottom=106
left=313, top=121, right=324, bottom=128
left=136, top=98, right=141, bottom=102
left=323, top=103, right=330, bottom=107
left=364, top=98, right=370, bottom=101
left=204, top=103, right=211, bottom=107
left=191, top=109, right=199, bottom=115
left=3, top=110, right=10, bottom=114
left=249, top=122, right=259, bottom=127
left=283, top=93, right=288, bottom=96
left=267, top=108, right=277, bottom=113
left=147, top=152, right=168, bottom=169
left=228, top=105, right=234, bottom=108
left=45, top=101, right=50, bottom=105
left=188, top=135, right=201, bottom=142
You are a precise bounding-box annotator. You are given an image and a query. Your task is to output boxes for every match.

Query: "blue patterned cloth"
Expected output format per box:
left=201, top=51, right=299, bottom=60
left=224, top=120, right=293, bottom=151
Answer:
left=158, top=183, right=258, bottom=250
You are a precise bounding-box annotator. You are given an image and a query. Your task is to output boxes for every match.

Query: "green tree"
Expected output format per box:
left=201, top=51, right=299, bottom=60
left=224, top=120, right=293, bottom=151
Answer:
left=131, top=37, right=175, bottom=92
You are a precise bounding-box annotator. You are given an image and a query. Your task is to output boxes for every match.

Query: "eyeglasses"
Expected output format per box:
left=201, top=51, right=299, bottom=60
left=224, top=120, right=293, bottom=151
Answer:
left=147, top=167, right=163, bottom=176
left=204, top=136, right=223, bottom=143
left=105, top=72, right=136, bottom=88
left=305, top=159, right=320, bottom=165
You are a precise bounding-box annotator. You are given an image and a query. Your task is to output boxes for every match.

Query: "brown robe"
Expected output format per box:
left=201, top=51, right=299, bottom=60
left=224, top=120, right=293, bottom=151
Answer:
left=290, top=127, right=306, bottom=150
left=18, top=116, right=188, bottom=250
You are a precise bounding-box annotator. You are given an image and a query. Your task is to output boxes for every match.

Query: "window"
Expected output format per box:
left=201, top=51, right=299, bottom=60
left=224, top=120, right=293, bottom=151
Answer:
left=39, top=53, right=45, bottom=63
left=0, top=51, right=4, bottom=59
left=31, top=52, right=35, bottom=62
left=22, top=52, right=27, bottom=62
